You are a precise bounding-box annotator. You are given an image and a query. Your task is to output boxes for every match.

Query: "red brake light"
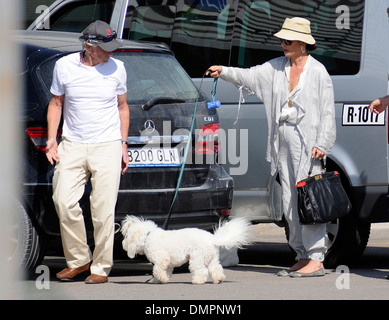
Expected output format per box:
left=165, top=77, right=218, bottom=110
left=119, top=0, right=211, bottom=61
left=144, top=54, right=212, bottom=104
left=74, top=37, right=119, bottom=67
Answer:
left=27, top=127, right=48, bottom=152
left=195, top=123, right=220, bottom=154
left=27, top=127, right=62, bottom=153
left=221, top=209, right=231, bottom=216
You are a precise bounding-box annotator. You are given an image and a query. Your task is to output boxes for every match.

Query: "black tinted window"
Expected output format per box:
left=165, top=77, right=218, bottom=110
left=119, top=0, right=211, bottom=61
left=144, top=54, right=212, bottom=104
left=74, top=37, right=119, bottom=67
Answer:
left=38, top=0, right=115, bottom=32
left=125, top=0, right=234, bottom=77
left=124, top=0, right=363, bottom=77
left=231, top=0, right=363, bottom=75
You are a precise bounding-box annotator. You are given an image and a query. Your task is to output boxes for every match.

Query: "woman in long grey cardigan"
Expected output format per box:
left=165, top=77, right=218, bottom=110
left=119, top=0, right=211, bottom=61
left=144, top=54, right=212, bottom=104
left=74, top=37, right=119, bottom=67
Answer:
left=208, top=17, right=336, bottom=277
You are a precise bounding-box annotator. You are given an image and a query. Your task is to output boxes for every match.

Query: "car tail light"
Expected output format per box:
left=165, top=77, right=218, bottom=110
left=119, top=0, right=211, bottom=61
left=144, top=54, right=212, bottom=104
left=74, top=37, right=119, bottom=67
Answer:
left=221, top=209, right=231, bottom=216
left=27, top=127, right=62, bottom=153
left=195, top=123, right=219, bottom=154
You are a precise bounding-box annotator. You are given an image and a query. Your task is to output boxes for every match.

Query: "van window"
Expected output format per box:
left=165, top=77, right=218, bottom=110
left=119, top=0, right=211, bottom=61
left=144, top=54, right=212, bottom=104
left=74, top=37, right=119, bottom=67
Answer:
left=124, top=0, right=178, bottom=40
left=231, top=0, right=364, bottom=76
left=125, top=0, right=363, bottom=77
left=127, top=5, right=176, bottom=43
left=44, top=0, right=115, bottom=32
left=170, top=0, right=235, bottom=78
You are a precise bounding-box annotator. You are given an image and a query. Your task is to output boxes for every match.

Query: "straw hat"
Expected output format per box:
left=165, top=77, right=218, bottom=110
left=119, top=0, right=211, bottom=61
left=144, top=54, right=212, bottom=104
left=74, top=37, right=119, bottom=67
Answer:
left=274, top=17, right=315, bottom=45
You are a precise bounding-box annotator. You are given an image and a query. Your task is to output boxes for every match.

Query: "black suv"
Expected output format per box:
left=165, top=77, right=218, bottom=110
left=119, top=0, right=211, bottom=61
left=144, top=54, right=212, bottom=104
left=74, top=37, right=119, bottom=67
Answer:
left=16, top=31, right=233, bottom=269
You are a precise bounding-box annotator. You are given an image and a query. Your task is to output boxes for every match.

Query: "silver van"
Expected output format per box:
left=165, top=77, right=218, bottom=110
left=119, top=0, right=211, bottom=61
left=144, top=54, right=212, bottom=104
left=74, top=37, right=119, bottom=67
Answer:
left=28, top=0, right=389, bottom=267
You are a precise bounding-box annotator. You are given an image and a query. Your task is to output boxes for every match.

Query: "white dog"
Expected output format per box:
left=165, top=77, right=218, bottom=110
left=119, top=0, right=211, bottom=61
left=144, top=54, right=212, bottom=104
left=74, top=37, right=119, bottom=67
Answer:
left=121, top=216, right=254, bottom=284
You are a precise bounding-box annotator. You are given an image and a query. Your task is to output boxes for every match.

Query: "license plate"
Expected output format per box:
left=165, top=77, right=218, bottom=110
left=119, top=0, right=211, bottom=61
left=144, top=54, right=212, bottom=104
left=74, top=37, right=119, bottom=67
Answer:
left=128, top=147, right=181, bottom=167
left=342, top=104, right=385, bottom=126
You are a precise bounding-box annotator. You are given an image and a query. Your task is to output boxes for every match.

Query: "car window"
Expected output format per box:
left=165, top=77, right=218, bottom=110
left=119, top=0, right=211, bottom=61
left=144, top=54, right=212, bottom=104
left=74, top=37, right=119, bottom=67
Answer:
left=36, top=51, right=200, bottom=105
left=37, top=56, right=58, bottom=91
left=114, top=51, right=200, bottom=104
left=124, top=0, right=363, bottom=77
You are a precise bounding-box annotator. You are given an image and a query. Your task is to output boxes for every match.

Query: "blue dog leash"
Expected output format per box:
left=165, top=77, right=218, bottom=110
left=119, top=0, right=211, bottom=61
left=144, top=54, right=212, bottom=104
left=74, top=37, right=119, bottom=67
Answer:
left=207, top=78, right=221, bottom=109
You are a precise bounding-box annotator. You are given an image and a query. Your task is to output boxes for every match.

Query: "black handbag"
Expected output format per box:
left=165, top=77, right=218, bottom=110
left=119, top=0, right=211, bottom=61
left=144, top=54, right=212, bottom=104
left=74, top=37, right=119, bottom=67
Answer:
left=296, top=159, right=352, bottom=225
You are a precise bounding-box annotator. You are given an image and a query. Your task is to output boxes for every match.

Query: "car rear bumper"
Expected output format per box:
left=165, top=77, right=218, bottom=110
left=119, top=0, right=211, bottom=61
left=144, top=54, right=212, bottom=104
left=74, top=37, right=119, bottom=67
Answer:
left=115, top=164, right=234, bottom=229
left=23, top=164, right=233, bottom=234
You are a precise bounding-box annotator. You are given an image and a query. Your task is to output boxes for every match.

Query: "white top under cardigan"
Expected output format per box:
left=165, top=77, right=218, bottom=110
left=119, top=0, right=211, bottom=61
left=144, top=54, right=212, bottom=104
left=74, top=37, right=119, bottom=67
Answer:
left=220, top=55, right=336, bottom=183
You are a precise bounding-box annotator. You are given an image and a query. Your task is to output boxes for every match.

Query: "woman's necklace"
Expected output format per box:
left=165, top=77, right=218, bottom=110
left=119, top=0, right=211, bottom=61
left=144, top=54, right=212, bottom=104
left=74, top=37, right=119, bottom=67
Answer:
left=288, top=55, right=307, bottom=107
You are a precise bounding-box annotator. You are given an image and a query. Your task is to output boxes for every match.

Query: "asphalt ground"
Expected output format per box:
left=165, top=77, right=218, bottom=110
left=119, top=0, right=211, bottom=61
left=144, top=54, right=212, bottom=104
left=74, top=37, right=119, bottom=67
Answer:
left=14, top=222, right=389, bottom=301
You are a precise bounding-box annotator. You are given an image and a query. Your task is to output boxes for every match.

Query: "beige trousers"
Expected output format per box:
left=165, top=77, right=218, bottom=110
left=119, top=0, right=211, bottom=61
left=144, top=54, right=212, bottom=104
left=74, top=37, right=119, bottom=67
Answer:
left=52, top=139, right=122, bottom=276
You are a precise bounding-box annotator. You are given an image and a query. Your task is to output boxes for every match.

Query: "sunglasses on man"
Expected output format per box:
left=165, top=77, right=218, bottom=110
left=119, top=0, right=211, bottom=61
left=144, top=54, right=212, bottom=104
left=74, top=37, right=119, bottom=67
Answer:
left=84, top=31, right=117, bottom=43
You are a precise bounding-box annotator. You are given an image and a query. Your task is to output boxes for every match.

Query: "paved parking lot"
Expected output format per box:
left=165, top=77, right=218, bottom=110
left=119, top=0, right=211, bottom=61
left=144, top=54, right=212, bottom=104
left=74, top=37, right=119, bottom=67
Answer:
left=14, top=223, right=389, bottom=301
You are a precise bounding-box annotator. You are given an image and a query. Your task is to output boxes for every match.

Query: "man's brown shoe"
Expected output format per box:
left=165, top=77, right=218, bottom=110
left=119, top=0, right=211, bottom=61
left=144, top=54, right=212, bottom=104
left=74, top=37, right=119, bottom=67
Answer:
left=85, top=274, right=108, bottom=284
left=56, top=262, right=91, bottom=280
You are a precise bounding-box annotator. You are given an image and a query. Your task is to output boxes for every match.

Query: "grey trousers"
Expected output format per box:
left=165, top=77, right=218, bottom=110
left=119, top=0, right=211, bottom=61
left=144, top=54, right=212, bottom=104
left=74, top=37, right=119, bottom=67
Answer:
left=278, top=122, right=327, bottom=262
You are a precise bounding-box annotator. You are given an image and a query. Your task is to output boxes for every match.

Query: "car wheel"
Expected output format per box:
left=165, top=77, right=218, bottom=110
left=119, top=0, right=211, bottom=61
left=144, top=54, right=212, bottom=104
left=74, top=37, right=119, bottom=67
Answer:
left=324, top=213, right=370, bottom=268
left=283, top=213, right=370, bottom=268
left=10, top=202, right=45, bottom=271
left=323, top=161, right=371, bottom=268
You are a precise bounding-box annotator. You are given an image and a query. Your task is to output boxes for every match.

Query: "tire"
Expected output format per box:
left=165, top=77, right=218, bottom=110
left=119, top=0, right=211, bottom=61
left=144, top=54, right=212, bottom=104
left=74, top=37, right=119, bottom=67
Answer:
left=10, top=202, right=46, bottom=271
left=323, top=160, right=371, bottom=268
left=324, top=213, right=370, bottom=268
left=284, top=209, right=371, bottom=269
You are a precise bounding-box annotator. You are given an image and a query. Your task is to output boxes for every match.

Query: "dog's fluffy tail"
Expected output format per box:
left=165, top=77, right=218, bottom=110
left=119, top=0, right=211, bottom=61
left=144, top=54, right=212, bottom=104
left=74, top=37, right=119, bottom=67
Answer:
left=212, top=218, right=255, bottom=250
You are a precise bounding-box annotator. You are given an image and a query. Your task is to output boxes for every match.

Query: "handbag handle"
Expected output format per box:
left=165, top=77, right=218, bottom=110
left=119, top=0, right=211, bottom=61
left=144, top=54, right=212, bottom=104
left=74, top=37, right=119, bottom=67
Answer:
left=307, top=158, right=326, bottom=177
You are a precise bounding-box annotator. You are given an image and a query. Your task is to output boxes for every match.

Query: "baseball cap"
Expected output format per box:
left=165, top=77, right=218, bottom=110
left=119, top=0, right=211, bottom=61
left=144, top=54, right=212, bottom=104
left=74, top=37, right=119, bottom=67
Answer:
left=80, top=20, right=122, bottom=52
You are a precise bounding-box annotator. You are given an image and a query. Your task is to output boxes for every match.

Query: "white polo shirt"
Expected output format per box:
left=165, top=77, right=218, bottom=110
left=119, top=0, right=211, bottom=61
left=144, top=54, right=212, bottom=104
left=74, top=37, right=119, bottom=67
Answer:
left=50, top=52, right=127, bottom=143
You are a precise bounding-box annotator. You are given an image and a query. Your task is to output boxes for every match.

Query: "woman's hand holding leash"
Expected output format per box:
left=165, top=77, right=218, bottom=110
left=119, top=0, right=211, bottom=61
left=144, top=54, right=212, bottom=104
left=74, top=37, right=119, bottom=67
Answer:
left=207, top=66, right=223, bottom=78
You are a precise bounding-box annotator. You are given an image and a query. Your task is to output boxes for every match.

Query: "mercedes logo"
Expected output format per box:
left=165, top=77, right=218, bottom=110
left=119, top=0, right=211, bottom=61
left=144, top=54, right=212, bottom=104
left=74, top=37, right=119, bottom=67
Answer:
left=144, top=119, right=156, bottom=133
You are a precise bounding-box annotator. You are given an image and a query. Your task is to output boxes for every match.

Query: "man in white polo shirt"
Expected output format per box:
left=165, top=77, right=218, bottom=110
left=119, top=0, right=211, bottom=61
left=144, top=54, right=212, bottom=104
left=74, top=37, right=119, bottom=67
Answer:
left=45, top=20, right=129, bottom=284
